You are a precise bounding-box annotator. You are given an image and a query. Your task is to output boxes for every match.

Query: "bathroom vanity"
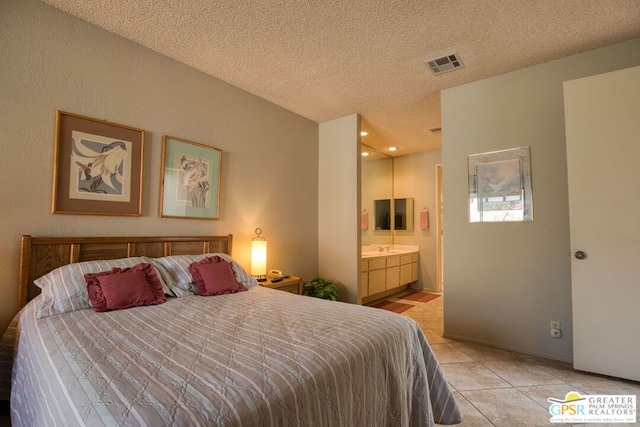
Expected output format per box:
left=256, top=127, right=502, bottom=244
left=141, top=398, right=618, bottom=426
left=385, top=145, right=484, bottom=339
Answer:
left=361, top=245, right=419, bottom=303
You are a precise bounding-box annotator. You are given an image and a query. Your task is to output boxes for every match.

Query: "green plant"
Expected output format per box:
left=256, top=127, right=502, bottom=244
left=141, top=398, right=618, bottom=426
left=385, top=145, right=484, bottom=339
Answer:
left=302, top=277, right=339, bottom=301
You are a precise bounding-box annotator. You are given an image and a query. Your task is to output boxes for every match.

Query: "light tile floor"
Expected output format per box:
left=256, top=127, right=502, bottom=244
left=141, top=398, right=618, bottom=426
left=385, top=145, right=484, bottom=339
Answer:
left=387, top=292, right=640, bottom=427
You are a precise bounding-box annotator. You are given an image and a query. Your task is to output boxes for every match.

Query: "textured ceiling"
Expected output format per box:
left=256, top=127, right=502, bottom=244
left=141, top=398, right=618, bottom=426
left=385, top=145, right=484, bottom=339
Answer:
left=42, top=0, right=640, bottom=156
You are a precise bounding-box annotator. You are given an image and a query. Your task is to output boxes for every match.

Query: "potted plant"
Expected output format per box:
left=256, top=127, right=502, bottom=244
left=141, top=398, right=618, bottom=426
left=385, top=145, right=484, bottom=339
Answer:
left=302, top=277, right=339, bottom=301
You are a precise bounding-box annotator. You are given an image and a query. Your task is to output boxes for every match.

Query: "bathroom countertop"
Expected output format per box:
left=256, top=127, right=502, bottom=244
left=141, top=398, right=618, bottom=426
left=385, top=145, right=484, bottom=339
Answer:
left=361, top=245, right=419, bottom=258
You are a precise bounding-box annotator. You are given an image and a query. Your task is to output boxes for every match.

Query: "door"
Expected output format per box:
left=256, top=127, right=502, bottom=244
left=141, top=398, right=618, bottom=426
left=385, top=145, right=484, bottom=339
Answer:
left=564, top=66, right=640, bottom=382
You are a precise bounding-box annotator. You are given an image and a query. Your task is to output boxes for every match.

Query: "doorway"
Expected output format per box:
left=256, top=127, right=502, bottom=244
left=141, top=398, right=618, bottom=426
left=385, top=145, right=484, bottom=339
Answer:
left=436, top=164, right=443, bottom=292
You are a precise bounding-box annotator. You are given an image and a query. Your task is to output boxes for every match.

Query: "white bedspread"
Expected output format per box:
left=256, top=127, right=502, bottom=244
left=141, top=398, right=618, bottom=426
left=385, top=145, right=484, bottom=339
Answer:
left=11, top=286, right=462, bottom=426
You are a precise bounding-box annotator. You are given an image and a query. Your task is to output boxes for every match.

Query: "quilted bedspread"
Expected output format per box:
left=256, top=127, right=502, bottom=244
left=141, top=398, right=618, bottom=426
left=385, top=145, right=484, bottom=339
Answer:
left=10, top=286, right=462, bottom=426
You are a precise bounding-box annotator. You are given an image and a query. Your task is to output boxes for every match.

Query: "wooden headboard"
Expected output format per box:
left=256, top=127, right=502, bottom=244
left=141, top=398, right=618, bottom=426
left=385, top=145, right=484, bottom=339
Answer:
left=18, top=234, right=233, bottom=310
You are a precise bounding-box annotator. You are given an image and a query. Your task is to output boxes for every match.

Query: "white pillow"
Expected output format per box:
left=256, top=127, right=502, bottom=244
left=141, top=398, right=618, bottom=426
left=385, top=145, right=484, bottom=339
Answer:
left=145, top=253, right=257, bottom=297
left=34, top=257, right=172, bottom=318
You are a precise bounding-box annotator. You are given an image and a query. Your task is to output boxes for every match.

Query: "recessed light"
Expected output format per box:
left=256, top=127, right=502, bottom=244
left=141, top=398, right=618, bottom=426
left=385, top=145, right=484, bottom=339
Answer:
left=361, top=151, right=370, bottom=157
left=388, top=147, right=398, bottom=152
left=360, top=131, right=368, bottom=136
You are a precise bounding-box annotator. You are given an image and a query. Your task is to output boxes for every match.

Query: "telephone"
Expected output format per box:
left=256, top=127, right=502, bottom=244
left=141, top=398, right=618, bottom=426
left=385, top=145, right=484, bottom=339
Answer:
left=266, top=269, right=287, bottom=281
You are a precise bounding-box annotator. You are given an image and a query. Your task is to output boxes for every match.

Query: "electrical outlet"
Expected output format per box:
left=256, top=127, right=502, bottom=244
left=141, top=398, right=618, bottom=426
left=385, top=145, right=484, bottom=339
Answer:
left=550, top=320, right=562, bottom=338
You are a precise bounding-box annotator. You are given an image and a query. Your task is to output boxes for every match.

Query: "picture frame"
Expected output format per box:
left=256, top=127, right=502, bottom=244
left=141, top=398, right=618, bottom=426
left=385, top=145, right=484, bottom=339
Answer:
left=52, top=111, right=144, bottom=216
left=159, top=136, right=222, bottom=220
left=468, top=146, right=533, bottom=222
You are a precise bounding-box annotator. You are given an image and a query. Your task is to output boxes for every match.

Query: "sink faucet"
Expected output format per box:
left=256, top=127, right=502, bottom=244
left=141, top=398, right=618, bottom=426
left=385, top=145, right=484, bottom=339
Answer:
left=378, top=246, right=391, bottom=252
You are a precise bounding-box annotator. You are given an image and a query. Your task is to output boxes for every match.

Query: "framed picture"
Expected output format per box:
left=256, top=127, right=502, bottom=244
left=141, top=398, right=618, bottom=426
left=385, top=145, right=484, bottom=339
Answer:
left=159, top=136, right=222, bottom=220
left=52, top=111, right=144, bottom=216
left=468, top=146, right=533, bottom=222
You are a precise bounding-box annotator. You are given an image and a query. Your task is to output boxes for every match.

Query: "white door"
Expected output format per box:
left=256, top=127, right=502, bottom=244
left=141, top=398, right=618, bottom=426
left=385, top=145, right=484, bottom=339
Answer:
left=564, top=66, right=640, bottom=382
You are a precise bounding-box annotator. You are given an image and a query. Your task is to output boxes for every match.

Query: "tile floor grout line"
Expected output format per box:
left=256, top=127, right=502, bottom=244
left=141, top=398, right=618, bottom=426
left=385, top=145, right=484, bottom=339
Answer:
left=394, top=291, right=640, bottom=426
left=453, top=390, right=497, bottom=427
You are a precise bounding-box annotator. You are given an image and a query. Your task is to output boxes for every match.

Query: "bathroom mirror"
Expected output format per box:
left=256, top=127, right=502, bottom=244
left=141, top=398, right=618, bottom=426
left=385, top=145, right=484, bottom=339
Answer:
left=361, top=144, right=393, bottom=245
left=374, top=199, right=391, bottom=230
left=361, top=145, right=415, bottom=238
left=394, top=197, right=414, bottom=231
left=374, top=197, right=414, bottom=231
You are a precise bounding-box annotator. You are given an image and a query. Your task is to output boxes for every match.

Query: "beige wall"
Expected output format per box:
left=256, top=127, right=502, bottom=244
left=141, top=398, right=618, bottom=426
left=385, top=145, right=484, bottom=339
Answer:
left=318, top=114, right=360, bottom=304
left=393, top=151, right=441, bottom=292
left=441, top=38, right=640, bottom=362
left=0, top=0, right=319, bottom=332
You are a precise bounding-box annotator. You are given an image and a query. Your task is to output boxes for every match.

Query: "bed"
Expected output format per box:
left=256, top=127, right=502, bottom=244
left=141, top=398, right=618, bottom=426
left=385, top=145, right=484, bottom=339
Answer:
left=6, top=234, right=462, bottom=426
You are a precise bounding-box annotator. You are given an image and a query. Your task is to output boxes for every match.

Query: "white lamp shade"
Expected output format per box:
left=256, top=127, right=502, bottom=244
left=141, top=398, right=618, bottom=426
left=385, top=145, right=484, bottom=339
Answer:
left=251, top=240, right=267, bottom=276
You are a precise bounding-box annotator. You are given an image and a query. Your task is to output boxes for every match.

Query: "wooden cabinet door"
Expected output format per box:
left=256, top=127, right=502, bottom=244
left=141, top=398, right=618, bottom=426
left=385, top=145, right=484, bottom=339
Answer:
left=368, top=269, right=386, bottom=295
left=386, top=266, right=399, bottom=289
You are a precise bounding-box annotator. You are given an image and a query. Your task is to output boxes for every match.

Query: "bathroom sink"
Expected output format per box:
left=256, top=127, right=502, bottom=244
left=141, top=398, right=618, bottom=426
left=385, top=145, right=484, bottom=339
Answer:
left=361, top=249, right=409, bottom=257
left=361, top=251, right=383, bottom=257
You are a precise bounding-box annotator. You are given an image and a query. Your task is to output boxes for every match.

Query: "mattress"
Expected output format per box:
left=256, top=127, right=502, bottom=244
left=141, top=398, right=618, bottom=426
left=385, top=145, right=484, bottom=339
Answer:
left=10, top=286, right=462, bottom=426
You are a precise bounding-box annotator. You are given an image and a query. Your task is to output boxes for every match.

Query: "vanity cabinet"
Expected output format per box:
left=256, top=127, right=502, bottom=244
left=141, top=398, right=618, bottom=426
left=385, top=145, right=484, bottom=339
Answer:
left=399, top=253, right=419, bottom=285
left=362, top=252, right=419, bottom=301
left=362, top=258, right=386, bottom=297
left=361, top=261, right=369, bottom=296
left=386, top=256, right=400, bottom=289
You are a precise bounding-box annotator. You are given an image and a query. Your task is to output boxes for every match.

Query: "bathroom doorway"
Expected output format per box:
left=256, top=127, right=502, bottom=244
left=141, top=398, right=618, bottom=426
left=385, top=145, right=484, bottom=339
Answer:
left=436, top=164, right=443, bottom=292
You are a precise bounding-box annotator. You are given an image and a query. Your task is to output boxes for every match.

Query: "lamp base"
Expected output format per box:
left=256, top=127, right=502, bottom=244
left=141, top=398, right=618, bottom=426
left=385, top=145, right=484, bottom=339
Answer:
left=253, top=275, right=266, bottom=282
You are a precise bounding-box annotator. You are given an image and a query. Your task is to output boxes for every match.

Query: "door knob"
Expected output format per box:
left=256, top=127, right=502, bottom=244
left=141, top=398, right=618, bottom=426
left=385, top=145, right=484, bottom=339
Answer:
left=575, top=251, right=587, bottom=260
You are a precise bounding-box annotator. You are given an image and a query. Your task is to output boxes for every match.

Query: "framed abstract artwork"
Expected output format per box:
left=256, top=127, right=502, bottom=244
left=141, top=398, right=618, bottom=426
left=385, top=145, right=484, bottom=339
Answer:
left=52, top=111, right=144, bottom=216
left=159, top=136, right=222, bottom=220
left=468, top=146, right=533, bottom=223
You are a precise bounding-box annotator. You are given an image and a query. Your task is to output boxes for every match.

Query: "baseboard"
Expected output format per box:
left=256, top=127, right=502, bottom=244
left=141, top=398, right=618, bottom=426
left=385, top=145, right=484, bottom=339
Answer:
left=442, top=332, right=574, bottom=364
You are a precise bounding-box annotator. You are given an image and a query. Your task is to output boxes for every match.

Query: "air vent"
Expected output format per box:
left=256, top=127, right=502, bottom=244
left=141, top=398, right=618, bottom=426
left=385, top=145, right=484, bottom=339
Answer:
left=425, top=53, right=463, bottom=75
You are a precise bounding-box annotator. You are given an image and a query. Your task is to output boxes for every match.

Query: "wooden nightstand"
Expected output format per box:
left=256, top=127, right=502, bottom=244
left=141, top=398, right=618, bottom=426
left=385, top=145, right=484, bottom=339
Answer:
left=260, top=276, right=302, bottom=295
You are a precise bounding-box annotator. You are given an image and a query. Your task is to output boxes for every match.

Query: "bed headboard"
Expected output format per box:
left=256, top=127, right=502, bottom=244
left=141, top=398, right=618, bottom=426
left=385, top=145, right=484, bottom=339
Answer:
left=18, top=234, right=233, bottom=310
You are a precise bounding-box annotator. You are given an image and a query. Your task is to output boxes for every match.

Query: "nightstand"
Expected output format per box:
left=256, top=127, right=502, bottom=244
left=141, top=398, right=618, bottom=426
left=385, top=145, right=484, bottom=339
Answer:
left=260, top=276, right=302, bottom=295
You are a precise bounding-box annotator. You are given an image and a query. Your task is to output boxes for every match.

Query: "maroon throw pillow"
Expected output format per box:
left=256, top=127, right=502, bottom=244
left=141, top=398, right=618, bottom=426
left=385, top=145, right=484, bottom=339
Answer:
left=188, top=256, right=248, bottom=296
left=85, top=263, right=166, bottom=312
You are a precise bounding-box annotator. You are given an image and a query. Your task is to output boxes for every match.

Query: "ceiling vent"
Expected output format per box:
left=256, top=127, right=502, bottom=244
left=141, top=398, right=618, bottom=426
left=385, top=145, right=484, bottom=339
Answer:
left=425, top=53, right=463, bottom=75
